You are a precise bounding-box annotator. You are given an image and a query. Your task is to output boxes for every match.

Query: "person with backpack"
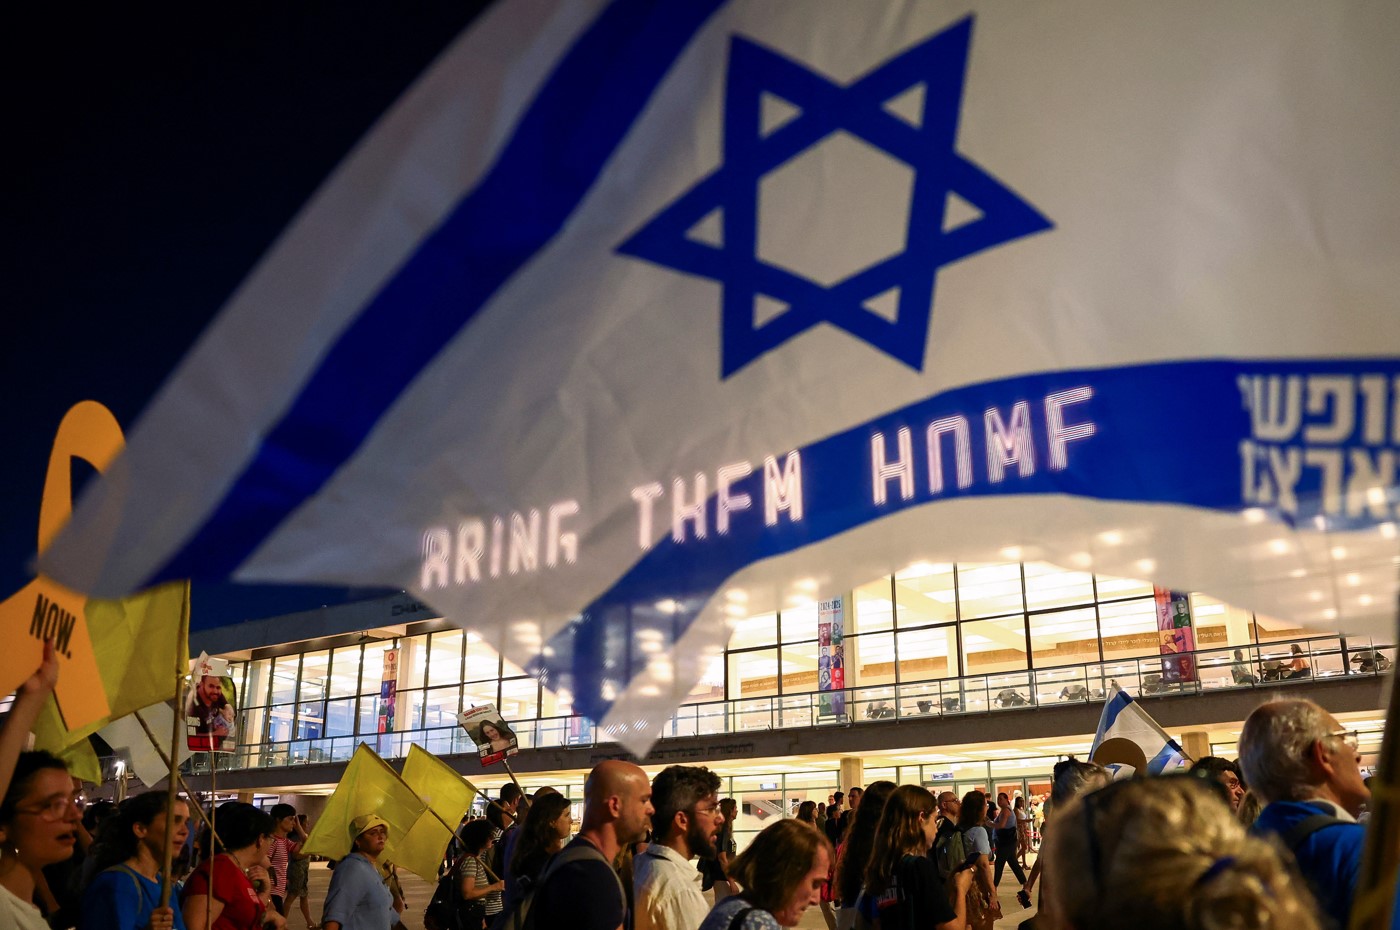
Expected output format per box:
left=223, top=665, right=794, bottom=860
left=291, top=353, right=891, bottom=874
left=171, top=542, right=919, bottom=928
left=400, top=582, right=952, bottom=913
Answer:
left=1239, top=699, right=1368, bottom=930
left=456, top=819, right=504, bottom=930
left=699, top=819, right=833, bottom=929
left=509, top=760, right=652, bottom=930
left=859, top=785, right=971, bottom=930
left=1041, top=774, right=1325, bottom=930
left=949, top=792, right=998, bottom=930
left=81, top=792, right=191, bottom=930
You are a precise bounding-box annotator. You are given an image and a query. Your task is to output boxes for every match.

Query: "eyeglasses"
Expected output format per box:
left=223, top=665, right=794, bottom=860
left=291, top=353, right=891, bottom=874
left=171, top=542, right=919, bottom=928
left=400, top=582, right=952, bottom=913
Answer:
left=1325, top=729, right=1360, bottom=754
left=15, top=794, right=81, bottom=822
left=691, top=804, right=721, bottom=817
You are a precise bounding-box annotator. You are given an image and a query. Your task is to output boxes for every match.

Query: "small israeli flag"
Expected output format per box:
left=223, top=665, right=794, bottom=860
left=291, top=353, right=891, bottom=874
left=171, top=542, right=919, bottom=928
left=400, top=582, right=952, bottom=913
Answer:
left=1091, top=689, right=1190, bottom=776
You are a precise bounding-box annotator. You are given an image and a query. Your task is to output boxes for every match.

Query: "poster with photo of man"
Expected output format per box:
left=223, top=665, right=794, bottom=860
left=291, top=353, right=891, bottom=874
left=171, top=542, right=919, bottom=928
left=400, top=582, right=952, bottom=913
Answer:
left=185, top=651, right=237, bottom=752
left=456, top=703, right=518, bottom=766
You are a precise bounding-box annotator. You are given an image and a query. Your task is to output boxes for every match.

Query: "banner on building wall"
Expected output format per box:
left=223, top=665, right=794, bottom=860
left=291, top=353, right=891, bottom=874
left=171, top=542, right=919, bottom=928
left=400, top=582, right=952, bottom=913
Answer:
left=818, top=597, right=846, bottom=717
left=185, top=651, right=237, bottom=753
left=457, top=702, right=519, bottom=766
left=378, top=647, right=399, bottom=734
left=1153, top=588, right=1196, bottom=683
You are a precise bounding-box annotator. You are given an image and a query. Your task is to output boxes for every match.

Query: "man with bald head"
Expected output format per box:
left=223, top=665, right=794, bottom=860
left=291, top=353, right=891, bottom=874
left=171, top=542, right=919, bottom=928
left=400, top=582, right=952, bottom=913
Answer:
left=529, top=760, right=654, bottom=930
left=1240, top=699, right=1370, bottom=929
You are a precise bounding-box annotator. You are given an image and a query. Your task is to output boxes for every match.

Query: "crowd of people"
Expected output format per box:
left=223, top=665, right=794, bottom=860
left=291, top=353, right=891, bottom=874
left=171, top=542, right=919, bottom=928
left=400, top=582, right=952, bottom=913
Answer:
left=0, top=642, right=1386, bottom=930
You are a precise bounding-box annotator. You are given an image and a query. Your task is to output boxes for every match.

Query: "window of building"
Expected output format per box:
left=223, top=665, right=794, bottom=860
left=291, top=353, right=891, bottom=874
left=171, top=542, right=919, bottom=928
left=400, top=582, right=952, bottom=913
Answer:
left=728, top=648, right=780, bottom=698
left=961, top=614, right=1028, bottom=674
left=893, top=563, right=956, bottom=627
left=956, top=563, right=1025, bottom=620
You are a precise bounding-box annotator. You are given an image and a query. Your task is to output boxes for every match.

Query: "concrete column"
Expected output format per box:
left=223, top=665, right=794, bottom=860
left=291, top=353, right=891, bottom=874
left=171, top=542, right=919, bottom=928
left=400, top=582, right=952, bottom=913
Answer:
left=236, top=790, right=255, bottom=803
left=1222, top=605, right=1253, bottom=648
left=1181, top=730, right=1212, bottom=762
left=838, top=757, right=864, bottom=795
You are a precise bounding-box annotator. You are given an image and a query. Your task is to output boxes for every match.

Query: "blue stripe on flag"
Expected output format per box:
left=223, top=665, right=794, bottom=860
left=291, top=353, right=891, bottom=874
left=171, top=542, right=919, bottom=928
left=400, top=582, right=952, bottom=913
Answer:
left=1096, top=690, right=1133, bottom=743
left=148, top=0, right=728, bottom=586
left=537, top=356, right=1400, bottom=726
left=1146, top=740, right=1185, bottom=774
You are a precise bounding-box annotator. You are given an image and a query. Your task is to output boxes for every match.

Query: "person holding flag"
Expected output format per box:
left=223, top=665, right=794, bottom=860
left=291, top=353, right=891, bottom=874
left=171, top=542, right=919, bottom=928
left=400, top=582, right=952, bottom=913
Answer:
left=321, top=814, right=403, bottom=930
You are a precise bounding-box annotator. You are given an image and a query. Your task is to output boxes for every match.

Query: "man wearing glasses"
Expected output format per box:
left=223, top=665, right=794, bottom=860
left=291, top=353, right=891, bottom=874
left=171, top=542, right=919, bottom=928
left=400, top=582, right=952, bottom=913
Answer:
left=1238, top=699, right=1369, bottom=930
left=633, top=765, right=724, bottom=930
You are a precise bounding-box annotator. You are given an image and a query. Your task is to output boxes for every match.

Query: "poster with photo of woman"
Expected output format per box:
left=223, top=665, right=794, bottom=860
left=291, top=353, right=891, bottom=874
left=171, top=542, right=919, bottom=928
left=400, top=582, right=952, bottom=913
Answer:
left=456, top=703, right=519, bottom=765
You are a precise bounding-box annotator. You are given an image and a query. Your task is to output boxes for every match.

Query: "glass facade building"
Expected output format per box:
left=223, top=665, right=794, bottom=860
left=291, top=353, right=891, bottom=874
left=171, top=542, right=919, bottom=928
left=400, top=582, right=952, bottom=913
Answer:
left=215, top=558, right=1388, bottom=772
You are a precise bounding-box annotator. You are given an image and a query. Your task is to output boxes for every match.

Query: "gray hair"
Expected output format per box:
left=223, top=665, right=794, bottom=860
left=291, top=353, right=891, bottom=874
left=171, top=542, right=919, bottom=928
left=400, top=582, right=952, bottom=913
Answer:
left=1238, top=700, right=1331, bottom=804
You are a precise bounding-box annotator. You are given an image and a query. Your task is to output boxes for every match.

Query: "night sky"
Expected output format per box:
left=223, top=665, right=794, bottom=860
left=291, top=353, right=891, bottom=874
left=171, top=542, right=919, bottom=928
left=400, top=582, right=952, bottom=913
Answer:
left=4, top=4, right=493, bottom=630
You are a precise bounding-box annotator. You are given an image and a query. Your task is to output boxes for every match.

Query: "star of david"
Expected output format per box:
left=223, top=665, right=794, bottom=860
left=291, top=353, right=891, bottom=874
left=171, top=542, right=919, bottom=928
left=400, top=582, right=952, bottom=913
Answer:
left=618, top=17, right=1053, bottom=378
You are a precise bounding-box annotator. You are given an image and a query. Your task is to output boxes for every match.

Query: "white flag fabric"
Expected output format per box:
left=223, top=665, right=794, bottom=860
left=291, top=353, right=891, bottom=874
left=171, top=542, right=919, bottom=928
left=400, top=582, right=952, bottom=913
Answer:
left=1091, top=688, right=1189, bottom=776
left=42, top=1, right=1400, bottom=755
left=98, top=702, right=191, bottom=788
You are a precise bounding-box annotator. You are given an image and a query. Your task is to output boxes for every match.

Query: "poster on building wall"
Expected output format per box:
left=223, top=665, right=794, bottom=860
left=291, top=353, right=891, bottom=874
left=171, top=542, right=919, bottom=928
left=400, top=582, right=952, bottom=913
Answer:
left=1153, top=588, right=1197, bottom=683
left=818, top=597, right=846, bottom=717
left=185, top=651, right=237, bottom=753
left=378, top=647, right=399, bottom=734
left=457, top=702, right=519, bottom=766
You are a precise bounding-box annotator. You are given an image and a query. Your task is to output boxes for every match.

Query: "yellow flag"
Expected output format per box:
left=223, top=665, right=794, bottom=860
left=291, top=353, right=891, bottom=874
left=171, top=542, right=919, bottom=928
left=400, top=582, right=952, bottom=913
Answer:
left=394, top=745, right=478, bottom=881
left=30, top=582, right=190, bottom=767
left=302, top=744, right=426, bottom=864
left=55, top=738, right=101, bottom=786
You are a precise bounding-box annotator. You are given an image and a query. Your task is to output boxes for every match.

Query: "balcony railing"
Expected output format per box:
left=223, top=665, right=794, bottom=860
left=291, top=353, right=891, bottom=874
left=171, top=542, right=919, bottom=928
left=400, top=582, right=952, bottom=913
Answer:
left=188, top=634, right=1392, bottom=775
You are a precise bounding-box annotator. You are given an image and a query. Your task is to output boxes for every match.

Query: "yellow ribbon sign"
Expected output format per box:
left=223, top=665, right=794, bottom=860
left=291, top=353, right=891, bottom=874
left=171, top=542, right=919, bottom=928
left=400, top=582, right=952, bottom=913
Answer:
left=0, top=401, right=124, bottom=729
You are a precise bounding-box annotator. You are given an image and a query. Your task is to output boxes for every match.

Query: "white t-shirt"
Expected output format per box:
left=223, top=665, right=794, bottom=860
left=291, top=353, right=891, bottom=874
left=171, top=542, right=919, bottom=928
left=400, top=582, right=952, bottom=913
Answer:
left=1, top=884, right=54, bottom=930
left=634, top=844, right=709, bottom=930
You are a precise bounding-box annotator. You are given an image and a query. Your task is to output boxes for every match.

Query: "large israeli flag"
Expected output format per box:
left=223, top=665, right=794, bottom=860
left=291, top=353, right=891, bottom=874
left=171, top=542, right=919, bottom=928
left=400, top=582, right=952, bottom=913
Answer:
left=42, top=1, right=1400, bottom=755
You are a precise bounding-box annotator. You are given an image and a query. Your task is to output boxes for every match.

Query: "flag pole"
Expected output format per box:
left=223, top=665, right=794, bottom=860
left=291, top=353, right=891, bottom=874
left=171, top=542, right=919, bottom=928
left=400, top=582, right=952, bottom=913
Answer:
left=1347, top=599, right=1399, bottom=930
left=133, top=710, right=222, bottom=848
left=159, top=582, right=190, bottom=910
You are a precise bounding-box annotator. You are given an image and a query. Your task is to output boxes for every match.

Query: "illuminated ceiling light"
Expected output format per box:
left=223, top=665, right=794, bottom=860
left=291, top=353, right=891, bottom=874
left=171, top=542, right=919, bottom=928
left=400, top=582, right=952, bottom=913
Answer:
left=1135, top=558, right=1156, bottom=574
left=654, top=598, right=679, bottom=613
left=725, top=588, right=749, bottom=604
left=1359, top=594, right=1374, bottom=607
left=1368, top=486, right=1388, bottom=507
left=999, top=546, right=1023, bottom=561
left=794, top=577, right=818, bottom=592
left=1097, top=530, right=1123, bottom=546
left=1381, top=523, right=1398, bottom=540
left=1331, top=546, right=1348, bottom=560
left=1267, top=538, right=1291, bottom=556
left=1067, top=552, right=1092, bottom=569
left=637, top=684, right=661, bottom=697
left=1322, top=608, right=1338, bottom=621
left=1346, top=573, right=1362, bottom=587
left=1308, top=591, right=1324, bottom=602
left=1242, top=508, right=1267, bottom=524
left=724, top=603, right=747, bottom=618
left=787, top=595, right=816, bottom=608
left=1313, top=515, right=1329, bottom=530
left=901, top=561, right=937, bottom=578
left=1288, top=568, right=1307, bottom=578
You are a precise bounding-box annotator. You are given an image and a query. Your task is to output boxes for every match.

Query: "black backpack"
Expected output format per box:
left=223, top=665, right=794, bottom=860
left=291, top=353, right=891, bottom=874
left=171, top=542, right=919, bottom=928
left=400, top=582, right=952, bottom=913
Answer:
left=425, top=854, right=488, bottom=930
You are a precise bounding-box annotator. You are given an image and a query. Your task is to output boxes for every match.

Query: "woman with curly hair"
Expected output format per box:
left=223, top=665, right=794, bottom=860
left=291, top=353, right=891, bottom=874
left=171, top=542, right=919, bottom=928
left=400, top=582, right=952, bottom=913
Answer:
left=860, top=785, right=971, bottom=930
left=1041, top=775, right=1325, bottom=930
